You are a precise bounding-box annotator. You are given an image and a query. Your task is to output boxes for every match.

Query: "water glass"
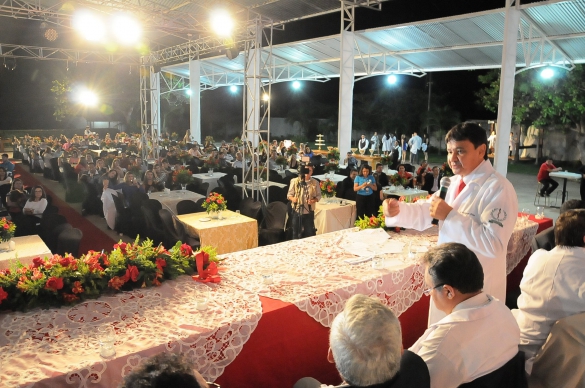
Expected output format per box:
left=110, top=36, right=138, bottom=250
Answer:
left=521, top=208, right=530, bottom=222
left=235, top=210, right=241, bottom=214
left=535, top=206, right=544, bottom=220
left=371, top=258, right=383, bottom=269
left=98, top=326, right=116, bottom=358
left=262, top=273, right=274, bottom=285
left=196, top=289, right=210, bottom=311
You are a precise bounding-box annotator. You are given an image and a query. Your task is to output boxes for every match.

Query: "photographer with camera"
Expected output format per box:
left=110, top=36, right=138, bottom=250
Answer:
left=287, top=162, right=321, bottom=239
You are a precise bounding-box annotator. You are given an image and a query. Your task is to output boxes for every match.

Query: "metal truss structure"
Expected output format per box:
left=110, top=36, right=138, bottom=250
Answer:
left=0, top=42, right=140, bottom=64
left=140, top=64, right=159, bottom=161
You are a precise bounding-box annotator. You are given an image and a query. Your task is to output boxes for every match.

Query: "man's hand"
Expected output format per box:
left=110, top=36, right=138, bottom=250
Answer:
left=430, top=197, right=453, bottom=220
left=383, top=199, right=400, bottom=217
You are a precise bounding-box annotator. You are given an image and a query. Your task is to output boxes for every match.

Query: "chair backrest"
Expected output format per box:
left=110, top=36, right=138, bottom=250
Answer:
left=218, top=174, right=235, bottom=189
left=48, top=223, right=73, bottom=252
left=268, top=185, right=287, bottom=203
left=158, top=208, right=182, bottom=247
left=458, top=351, right=527, bottom=388
left=196, top=182, right=209, bottom=196
left=240, top=197, right=262, bottom=222
left=56, top=228, right=83, bottom=256
left=129, top=191, right=149, bottom=216
left=529, top=312, right=585, bottom=388
left=176, top=199, right=200, bottom=215
left=111, top=192, right=127, bottom=213
left=40, top=213, right=67, bottom=241
left=262, top=202, right=288, bottom=230
left=186, top=182, right=199, bottom=193
left=142, top=198, right=163, bottom=214
left=335, top=181, right=344, bottom=198
left=531, top=226, right=555, bottom=252
left=285, top=169, right=298, bottom=178
left=211, top=186, right=227, bottom=198
left=141, top=205, right=165, bottom=244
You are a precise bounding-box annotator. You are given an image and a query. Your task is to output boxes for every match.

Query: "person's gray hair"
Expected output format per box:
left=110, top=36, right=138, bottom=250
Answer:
left=330, top=294, right=402, bottom=386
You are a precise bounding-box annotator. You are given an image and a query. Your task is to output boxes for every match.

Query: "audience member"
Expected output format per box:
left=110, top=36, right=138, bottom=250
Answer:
left=113, top=172, right=145, bottom=206
left=396, top=164, right=413, bottom=187
left=119, top=352, right=209, bottom=388
left=533, top=199, right=585, bottom=251
left=143, top=170, right=163, bottom=193
left=0, top=166, right=12, bottom=208
left=288, top=153, right=299, bottom=169
left=341, top=168, right=358, bottom=201
left=343, top=151, right=358, bottom=168
left=0, top=153, right=14, bottom=174
left=294, top=294, right=430, bottom=388
left=23, top=185, right=48, bottom=218
left=513, top=209, right=585, bottom=367
left=537, top=157, right=562, bottom=197
left=354, top=164, right=377, bottom=219
left=421, top=166, right=443, bottom=195
left=411, top=243, right=520, bottom=388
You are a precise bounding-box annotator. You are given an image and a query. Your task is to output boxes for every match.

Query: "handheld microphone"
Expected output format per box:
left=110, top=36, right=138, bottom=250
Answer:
left=431, top=177, right=451, bottom=225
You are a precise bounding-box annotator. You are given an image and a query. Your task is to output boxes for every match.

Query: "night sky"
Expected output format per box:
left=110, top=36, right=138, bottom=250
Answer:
left=0, top=0, right=526, bottom=130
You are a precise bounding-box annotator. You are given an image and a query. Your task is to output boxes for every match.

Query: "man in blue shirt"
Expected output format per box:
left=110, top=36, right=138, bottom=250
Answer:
left=113, top=172, right=145, bottom=206
left=1, top=154, right=15, bottom=174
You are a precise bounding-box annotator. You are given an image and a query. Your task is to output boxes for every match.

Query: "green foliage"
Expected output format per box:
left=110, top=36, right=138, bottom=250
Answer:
left=50, top=78, right=72, bottom=122
left=477, top=65, right=585, bottom=132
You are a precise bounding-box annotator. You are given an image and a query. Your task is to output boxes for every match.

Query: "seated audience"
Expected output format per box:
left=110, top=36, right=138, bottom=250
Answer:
left=1, top=153, right=15, bottom=174
left=294, top=294, right=430, bottom=388
left=143, top=170, right=163, bottom=193
left=113, top=172, right=145, bottom=206
left=74, top=156, right=89, bottom=175
left=421, top=166, right=443, bottom=195
left=68, top=150, right=80, bottom=165
left=532, top=199, right=585, bottom=251
left=410, top=243, right=520, bottom=388
left=289, top=153, right=299, bottom=170
left=397, top=164, right=414, bottom=188
left=303, top=146, right=314, bottom=159
left=119, top=352, right=210, bottom=388
left=340, top=168, right=358, bottom=201
left=111, top=158, right=125, bottom=179
left=513, top=209, right=585, bottom=367
left=6, top=179, right=28, bottom=216
left=537, top=157, right=562, bottom=197
left=0, top=166, right=12, bottom=208
left=23, top=185, right=48, bottom=218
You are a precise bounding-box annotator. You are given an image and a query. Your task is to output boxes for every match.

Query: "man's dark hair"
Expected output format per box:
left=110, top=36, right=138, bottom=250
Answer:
left=423, top=243, right=484, bottom=294
left=376, top=163, right=383, bottom=168
left=544, top=156, right=553, bottom=161
left=1, top=153, right=8, bottom=158
left=120, top=353, right=202, bottom=388
left=560, top=199, right=585, bottom=214
left=555, top=209, right=585, bottom=248
left=445, top=122, right=488, bottom=160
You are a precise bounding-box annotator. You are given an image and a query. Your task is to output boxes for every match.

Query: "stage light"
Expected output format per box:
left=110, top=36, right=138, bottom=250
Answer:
left=111, top=14, right=142, bottom=45
left=78, top=89, right=98, bottom=106
left=540, top=68, right=554, bottom=79
left=387, top=74, right=397, bottom=85
left=262, top=93, right=269, bottom=101
left=210, top=9, right=234, bottom=37
left=186, top=89, right=192, bottom=96
left=73, top=11, right=106, bottom=42
left=292, top=81, right=301, bottom=90
left=230, top=85, right=238, bottom=93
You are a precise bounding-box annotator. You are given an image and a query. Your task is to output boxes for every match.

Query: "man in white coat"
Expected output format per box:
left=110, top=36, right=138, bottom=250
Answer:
left=384, top=122, right=518, bottom=323
left=370, top=132, right=380, bottom=154
left=408, top=132, right=422, bottom=165
left=513, top=209, right=585, bottom=367
left=411, top=243, right=520, bottom=388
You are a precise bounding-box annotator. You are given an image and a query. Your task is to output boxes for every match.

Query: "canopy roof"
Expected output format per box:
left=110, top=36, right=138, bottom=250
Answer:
left=161, top=0, right=585, bottom=89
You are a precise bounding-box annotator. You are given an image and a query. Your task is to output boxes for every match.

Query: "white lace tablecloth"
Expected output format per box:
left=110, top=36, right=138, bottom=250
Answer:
left=0, top=277, right=262, bottom=388
left=506, top=218, right=539, bottom=275
left=221, top=228, right=437, bottom=327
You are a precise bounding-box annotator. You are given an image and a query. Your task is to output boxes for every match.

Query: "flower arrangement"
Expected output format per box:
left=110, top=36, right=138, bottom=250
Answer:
left=326, top=147, right=340, bottom=161
left=201, top=192, right=227, bottom=214
left=160, top=139, right=171, bottom=148
left=398, top=194, right=432, bottom=203
left=355, top=205, right=385, bottom=230
left=0, top=218, right=16, bottom=242
left=118, top=132, right=128, bottom=138
left=275, top=155, right=288, bottom=167
left=441, top=162, right=454, bottom=177
left=0, top=239, right=218, bottom=311
left=178, top=151, right=192, bottom=163
left=173, top=168, right=194, bottom=185
left=126, top=144, right=139, bottom=154
left=205, top=135, right=215, bottom=145
left=380, top=155, right=392, bottom=166
left=204, top=158, right=219, bottom=169
left=170, top=132, right=179, bottom=141
left=324, top=161, right=339, bottom=172
left=389, top=173, right=410, bottom=187
left=320, top=179, right=336, bottom=198
left=286, top=145, right=298, bottom=156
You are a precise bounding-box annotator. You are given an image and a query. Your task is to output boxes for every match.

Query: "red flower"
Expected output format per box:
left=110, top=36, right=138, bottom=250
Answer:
left=45, top=277, right=64, bottom=292
left=3, top=223, right=9, bottom=230
left=72, top=281, right=84, bottom=294
left=0, top=287, right=7, bottom=304
left=156, top=258, right=167, bottom=272
left=124, top=265, right=139, bottom=282
left=206, top=198, right=211, bottom=203
left=32, top=257, right=44, bottom=268
left=152, top=277, right=161, bottom=286
left=217, top=199, right=223, bottom=204
left=59, top=255, right=77, bottom=270
left=108, top=276, right=126, bottom=290
left=63, top=293, right=79, bottom=303
left=180, top=244, right=192, bottom=257
left=114, top=242, right=128, bottom=254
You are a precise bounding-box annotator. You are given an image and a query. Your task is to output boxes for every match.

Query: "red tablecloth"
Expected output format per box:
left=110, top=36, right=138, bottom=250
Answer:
left=215, top=295, right=430, bottom=388
left=506, top=215, right=553, bottom=295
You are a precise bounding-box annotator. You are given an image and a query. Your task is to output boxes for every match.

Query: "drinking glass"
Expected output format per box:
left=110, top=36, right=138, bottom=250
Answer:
left=262, top=273, right=274, bottom=285
left=535, top=206, right=544, bottom=219
left=521, top=208, right=530, bottom=222
left=98, top=326, right=116, bottom=358
left=196, top=289, right=210, bottom=311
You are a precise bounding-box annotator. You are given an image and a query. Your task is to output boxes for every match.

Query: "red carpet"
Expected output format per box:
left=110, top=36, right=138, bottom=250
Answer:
left=14, top=164, right=117, bottom=254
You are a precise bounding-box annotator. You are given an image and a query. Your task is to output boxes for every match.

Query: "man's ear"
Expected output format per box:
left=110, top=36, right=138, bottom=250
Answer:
left=327, top=347, right=335, bottom=364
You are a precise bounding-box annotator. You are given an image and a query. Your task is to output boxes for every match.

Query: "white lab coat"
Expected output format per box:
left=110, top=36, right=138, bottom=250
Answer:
left=385, top=160, right=518, bottom=322
left=382, top=135, right=390, bottom=152
left=512, top=246, right=585, bottom=361
left=410, top=293, right=520, bottom=388
left=370, top=135, right=380, bottom=150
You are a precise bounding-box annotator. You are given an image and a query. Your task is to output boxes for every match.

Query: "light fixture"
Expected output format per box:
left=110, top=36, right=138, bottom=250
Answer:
left=292, top=81, right=301, bottom=90
left=186, top=89, right=192, bottom=96
left=230, top=85, right=238, bottom=93
left=73, top=11, right=106, bottom=42
left=540, top=68, right=554, bottom=79
left=111, top=14, right=142, bottom=45
left=77, top=89, right=98, bottom=106
left=210, top=9, right=234, bottom=37
left=262, top=93, right=269, bottom=102
left=387, top=74, right=397, bottom=85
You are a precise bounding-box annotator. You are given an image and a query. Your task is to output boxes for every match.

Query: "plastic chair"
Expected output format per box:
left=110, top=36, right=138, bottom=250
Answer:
left=176, top=200, right=200, bottom=215
left=530, top=226, right=554, bottom=252
left=458, top=351, right=527, bottom=388
left=56, top=228, right=83, bottom=256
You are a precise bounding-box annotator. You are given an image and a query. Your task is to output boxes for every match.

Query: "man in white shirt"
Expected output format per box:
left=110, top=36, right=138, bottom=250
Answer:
left=408, top=132, right=422, bottom=165
left=384, top=122, right=518, bottom=323
left=513, top=209, right=585, bottom=364
left=411, top=243, right=520, bottom=388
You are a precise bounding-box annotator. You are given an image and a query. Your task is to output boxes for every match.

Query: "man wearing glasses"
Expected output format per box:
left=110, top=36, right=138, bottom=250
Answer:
left=411, top=243, right=520, bottom=388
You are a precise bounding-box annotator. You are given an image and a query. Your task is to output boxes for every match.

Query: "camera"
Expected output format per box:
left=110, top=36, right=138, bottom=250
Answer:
left=298, top=156, right=311, bottom=180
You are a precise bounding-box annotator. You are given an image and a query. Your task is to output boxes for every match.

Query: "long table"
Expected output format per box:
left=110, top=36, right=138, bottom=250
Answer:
left=314, top=198, right=357, bottom=234
left=549, top=171, right=581, bottom=204
left=0, top=235, right=51, bottom=270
